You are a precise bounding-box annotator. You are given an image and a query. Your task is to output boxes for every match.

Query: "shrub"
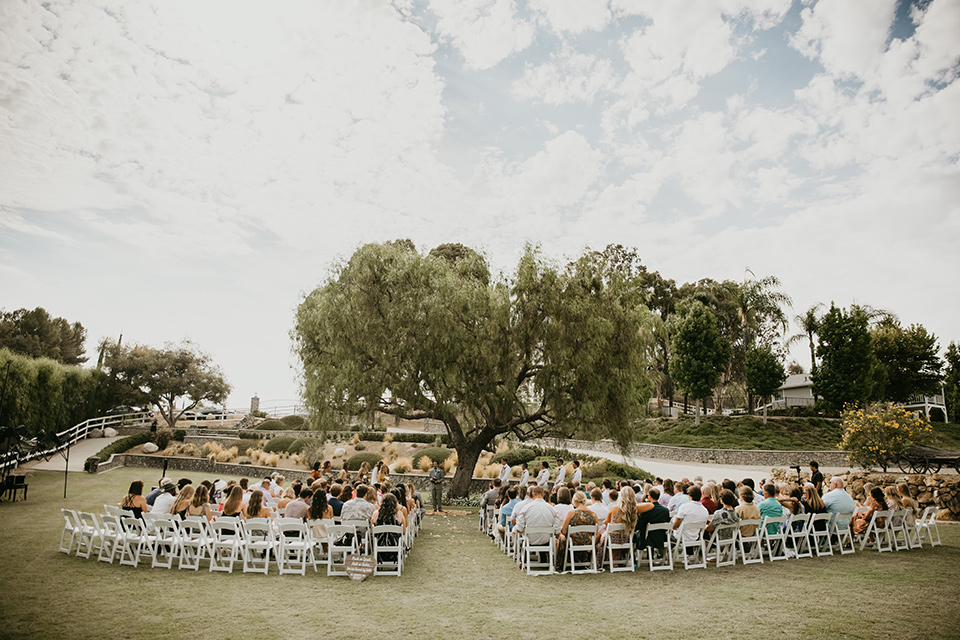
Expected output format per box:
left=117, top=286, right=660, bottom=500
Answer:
left=153, top=428, right=173, bottom=451
left=299, top=440, right=326, bottom=469
left=287, top=438, right=316, bottom=455
left=256, top=419, right=286, bottom=431
left=348, top=452, right=384, bottom=470
left=354, top=443, right=366, bottom=451
left=238, top=432, right=261, bottom=440
left=173, top=429, right=186, bottom=442
left=280, top=414, right=306, bottom=429
left=491, top=448, right=536, bottom=466
left=350, top=433, right=360, bottom=445
left=264, top=436, right=297, bottom=453
left=412, top=447, right=453, bottom=468
left=840, top=403, right=932, bottom=471
left=262, top=452, right=279, bottom=467
left=179, top=443, right=201, bottom=457
left=383, top=432, right=393, bottom=444
left=392, top=457, right=413, bottom=473
left=94, top=432, right=152, bottom=462
left=389, top=432, right=448, bottom=444
left=418, top=456, right=433, bottom=472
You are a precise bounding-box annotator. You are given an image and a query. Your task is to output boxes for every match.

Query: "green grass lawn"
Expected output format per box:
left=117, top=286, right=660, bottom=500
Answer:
left=2, top=468, right=959, bottom=640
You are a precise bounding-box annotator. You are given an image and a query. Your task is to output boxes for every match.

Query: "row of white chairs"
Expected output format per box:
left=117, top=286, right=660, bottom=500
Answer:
left=59, top=506, right=424, bottom=577
left=486, top=506, right=942, bottom=575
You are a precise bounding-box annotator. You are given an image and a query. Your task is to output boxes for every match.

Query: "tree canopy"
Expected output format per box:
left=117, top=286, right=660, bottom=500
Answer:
left=294, top=241, right=655, bottom=496
left=746, top=345, right=787, bottom=424
left=870, top=319, right=942, bottom=402
left=0, top=307, right=87, bottom=365
left=104, top=341, right=230, bottom=429
left=668, top=300, right=730, bottom=425
left=812, top=304, right=875, bottom=412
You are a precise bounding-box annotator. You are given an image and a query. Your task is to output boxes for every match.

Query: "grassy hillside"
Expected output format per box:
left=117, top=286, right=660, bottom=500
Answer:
left=633, top=415, right=960, bottom=451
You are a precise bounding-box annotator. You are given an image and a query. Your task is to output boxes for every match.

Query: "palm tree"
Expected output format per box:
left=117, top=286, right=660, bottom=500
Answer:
left=736, top=272, right=792, bottom=413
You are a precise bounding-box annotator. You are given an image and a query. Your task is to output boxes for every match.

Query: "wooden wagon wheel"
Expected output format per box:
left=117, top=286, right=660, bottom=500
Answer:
left=928, top=459, right=942, bottom=474
left=897, top=454, right=915, bottom=474
left=909, top=456, right=930, bottom=474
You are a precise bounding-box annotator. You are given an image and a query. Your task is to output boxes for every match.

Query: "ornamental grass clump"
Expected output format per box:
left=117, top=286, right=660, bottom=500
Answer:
left=840, top=403, right=933, bottom=471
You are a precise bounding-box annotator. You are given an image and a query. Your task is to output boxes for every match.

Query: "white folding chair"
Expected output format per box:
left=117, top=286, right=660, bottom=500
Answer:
left=831, top=512, right=856, bottom=555
left=242, top=520, right=276, bottom=574
left=59, top=509, right=81, bottom=555
left=151, top=518, right=180, bottom=568
left=342, top=519, right=371, bottom=555
left=277, top=519, right=311, bottom=575
left=600, top=523, right=632, bottom=573
left=563, top=524, right=599, bottom=574
left=522, top=527, right=556, bottom=575
left=705, top=522, right=738, bottom=567
left=809, top=513, right=834, bottom=557
left=119, top=516, right=154, bottom=568
left=737, top=519, right=764, bottom=564
left=916, top=506, right=941, bottom=547
left=673, top=521, right=707, bottom=570
left=103, top=505, right=121, bottom=517
left=307, top=519, right=334, bottom=572
left=75, top=512, right=102, bottom=559
left=859, top=510, right=893, bottom=552
left=789, top=513, right=812, bottom=558
left=97, top=514, right=124, bottom=564
left=373, top=524, right=404, bottom=576
left=209, top=519, right=242, bottom=572
left=644, top=522, right=674, bottom=571
left=327, top=523, right=358, bottom=576
left=176, top=518, right=210, bottom=570
left=891, top=509, right=912, bottom=551
left=760, top=516, right=789, bottom=561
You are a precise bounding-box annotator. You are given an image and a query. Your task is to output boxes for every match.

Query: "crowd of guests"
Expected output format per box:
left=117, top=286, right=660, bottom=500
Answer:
left=118, top=465, right=425, bottom=546
left=481, top=459, right=918, bottom=569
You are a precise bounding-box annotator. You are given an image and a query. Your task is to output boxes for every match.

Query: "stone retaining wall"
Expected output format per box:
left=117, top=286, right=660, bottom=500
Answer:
left=538, top=437, right=850, bottom=468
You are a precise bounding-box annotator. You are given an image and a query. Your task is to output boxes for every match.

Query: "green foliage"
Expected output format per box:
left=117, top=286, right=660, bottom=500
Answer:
left=580, top=459, right=652, bottom=482
left=94, top=432, right=153, bottom=462
left=255, top=419, right=286, bottom=430
left=631, top=415, right=844, bottom=450
left=347, top=452, right=385, bottom=470
left=0, top=307, right=87, bottom=365
left=945, top=342, right=960, bottom=425
left=280, top=414, right=306, bottom=429
left=104, top=340, right=230, bottom=430
left=0, top=348, right=115, bottom=435
left=412, top=447, right=453, bottom=467
left=669, top=300, right=731, bottom=414
left=294, top=241, right=655, bottom=496
left=812, top=304, right=874, bottom=412
left=153, top=428, right=173, bottom=450
left=870, top=319, right=942, bottom=402
left=298, top=439, right=326, bottom=469
left=490, top=448, right=536, bottom=466
left=840, top=403, right=933, bottom=471
left=263, top=435, right=297, bottom=453
left=173, top=429, right=186, bottom=442
left=237, top=431, right=262, bottom=440
left=287, top=437, right=315, bottom=454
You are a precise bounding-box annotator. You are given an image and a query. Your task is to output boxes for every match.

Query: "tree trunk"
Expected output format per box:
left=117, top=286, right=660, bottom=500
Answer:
left=449, top=440, right=484, bottom=498
left=762, top=402, right=768, bottom=425
left=694, top=401, right=701, bottom=426
left=747, top=392, right=755, bottom=415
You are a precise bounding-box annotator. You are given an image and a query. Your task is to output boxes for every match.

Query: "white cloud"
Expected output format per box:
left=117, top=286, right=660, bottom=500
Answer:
left=530, top=0, right=611, bottom=34
left=511, top=46, right=616, bottom=104
left=429, top=0, right=535, bottom=69
left=790, top=0, right=897, bottom=79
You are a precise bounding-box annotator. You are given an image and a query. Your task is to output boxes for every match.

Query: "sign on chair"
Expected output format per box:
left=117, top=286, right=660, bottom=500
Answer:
left=344, top=554, right=375, bottom=581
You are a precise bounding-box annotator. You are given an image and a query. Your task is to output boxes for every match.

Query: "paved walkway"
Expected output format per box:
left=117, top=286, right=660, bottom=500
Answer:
left=29, top=436, right=123, bottom=472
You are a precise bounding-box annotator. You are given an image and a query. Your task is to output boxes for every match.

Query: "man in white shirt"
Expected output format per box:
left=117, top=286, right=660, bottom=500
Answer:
left=518, top=463, right=529, bottom=487
left=536, top=462, right=550, bottom=487
left=510, top=485, right=533, bottom=527
left=498, top=462, right=511, bottom=486
left=150, top=482, right=177, bottom=515
left=514, top=485, right=559, bottom=545
left=553, top=458, right=566, bottom=490
left=668, top=482, right=691, bottom=515
left=673, top=485, right=709, bottom=543
left=570, top=460, right=582, bottom=486
left=823, top=476, right=857, bottom=515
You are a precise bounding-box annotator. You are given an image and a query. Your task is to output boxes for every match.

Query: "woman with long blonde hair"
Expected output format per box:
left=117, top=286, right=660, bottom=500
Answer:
left=170, top=484, right=196, bottom=518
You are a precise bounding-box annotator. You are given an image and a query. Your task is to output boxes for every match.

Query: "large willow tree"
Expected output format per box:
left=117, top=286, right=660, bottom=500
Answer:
left=294, top=241, right=654, bottom=497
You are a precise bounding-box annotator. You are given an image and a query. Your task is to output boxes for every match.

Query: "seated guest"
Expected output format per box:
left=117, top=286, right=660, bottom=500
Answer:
left=244, top=489, right=272, bottom=519
left=340, top=485, right=375, bottom=523
left=884, top=486, right=905, bottom=528
left=310, top=462, right=323, bottom=482
left=600, top=486, right=637, bottom=559
left=170, top=484, right=195, bottom=519
left=587, top=488, right=609, bottom=523
left=221, top=486, right=245, bottom=519
left=802, top=485, right=828, bottom=529
left=145, top=477, right=171, bottom=507
left=554, top=487, right=574, bottom=524
left=372, top=493, right=403, bottom=563
left=758, top=484, right=784, bottom=534
left=700, top=483, right=719, bottom=515
left=307, top=491, right=333, bottom=539
left=277, top=487, right=297, bottom=511
left=556, top=491, right=597, bottom=570
left=499, top=487, right=520, bottom=531
left=705, top=489, right=740, bottom=537
left=284, top=487, right=313, bottom=521
left=186, top=484, right=213, bottom=520
left=897, top=483, right=919, bottom=526
left=150, top=482, right=178, bottom=515
left=601, top=478, right=614, bottom=505
left=121, top=480, right=149, bottom=519
left=735, top=487, right=761, bottom=536
left=635, top=488, right=671, bottom=549
left=480, top=479, right=501, bottom=510
left=514, top=485, right=559, bottom=546
left=328, top=484, right=345, bottom=518
left=658, top=479, right=674, bottom=508
left=823, top=477, right=857, bottom=515
left=851, top=487, right=886, bottom=535
left=510, top=484, right=533, bottom=528
left=668, top=482, right=691, bottom=515
left=672, top=485, right=709, bottom=542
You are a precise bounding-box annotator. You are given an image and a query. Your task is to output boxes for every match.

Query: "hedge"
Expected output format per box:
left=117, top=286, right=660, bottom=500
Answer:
left=347, top=452, right=385, bottom=470
left=280, top=415, right=307, bottom=429
left=491, top=448, right=536, bottom=466
left=288, top=437, right=317, bottom=455
left=255, top=419, right=286, bottom=430
left=343, top=432, right=447, bottom=445
left=94, top=432, right=153, bottom=462
left=264, top=436, right=297, bottom=453
left=412, top=447, right=452, bottom=467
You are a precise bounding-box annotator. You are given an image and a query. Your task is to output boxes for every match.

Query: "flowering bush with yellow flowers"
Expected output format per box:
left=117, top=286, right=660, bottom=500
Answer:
left=840, top=403, right=932, bottom=471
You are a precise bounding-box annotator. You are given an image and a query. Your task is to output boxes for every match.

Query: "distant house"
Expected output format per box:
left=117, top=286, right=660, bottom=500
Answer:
left=771, top=374, right=949, bottom=421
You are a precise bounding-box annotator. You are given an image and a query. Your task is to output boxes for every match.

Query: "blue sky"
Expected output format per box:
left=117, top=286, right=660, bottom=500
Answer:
left=1, top=0, right=959, bottom=410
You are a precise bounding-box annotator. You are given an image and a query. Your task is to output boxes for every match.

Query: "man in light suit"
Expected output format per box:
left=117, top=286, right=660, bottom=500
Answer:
left=498, top=461, right=511, bottom=486
left=536, top=461, right=550, bottom=486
